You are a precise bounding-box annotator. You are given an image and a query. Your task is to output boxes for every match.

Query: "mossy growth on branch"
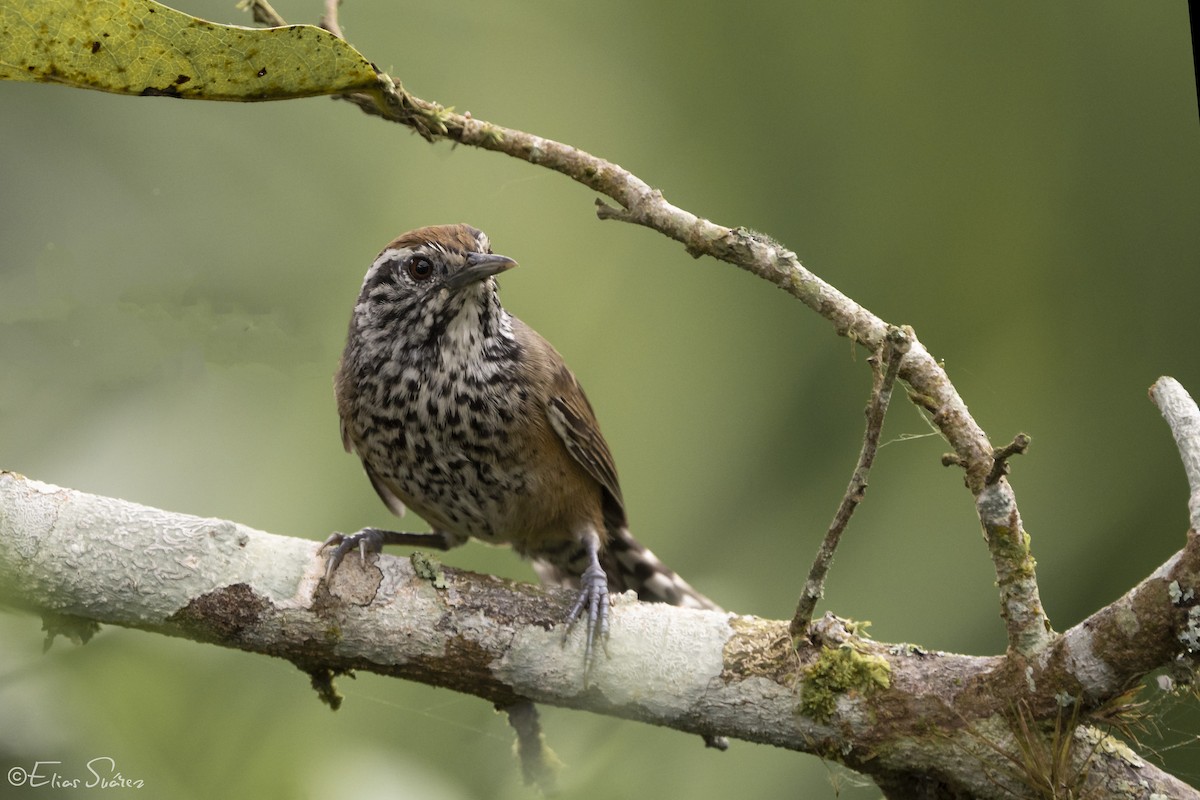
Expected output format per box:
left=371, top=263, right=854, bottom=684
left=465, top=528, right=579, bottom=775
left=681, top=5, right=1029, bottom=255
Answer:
left=799, top=644, right=891, bottom=722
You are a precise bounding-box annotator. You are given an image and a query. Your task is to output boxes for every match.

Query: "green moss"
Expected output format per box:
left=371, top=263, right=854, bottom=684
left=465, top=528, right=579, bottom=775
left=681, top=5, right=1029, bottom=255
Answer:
left=420, top=104, right=454, bottom=136
left=988, top=525, right=1040, bottom=584
left=478, top=122, right=505, bottom=145
left=307, top=667, right=346, bottom=711
left=799, top=644, right=891, bottom=722
left=411, top=552, right=448, bottom=589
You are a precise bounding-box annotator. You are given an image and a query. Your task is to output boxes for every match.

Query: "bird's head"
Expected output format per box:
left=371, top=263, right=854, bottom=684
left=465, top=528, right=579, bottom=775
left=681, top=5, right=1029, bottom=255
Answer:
left=351, top=223, right=518, bottom=345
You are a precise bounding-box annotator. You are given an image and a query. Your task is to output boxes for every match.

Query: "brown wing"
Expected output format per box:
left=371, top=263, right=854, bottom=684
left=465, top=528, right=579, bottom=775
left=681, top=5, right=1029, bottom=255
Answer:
left=544, top=367, right=626, bottom=531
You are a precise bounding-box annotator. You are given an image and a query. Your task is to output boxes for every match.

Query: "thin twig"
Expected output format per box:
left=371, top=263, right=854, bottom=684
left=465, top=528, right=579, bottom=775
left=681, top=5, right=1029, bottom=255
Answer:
left=791, top=327, right=911, bottom=636
left=319, top=0, right=345, bottom=39
left=237, top=0, right=285, bottom=27
left=1149, top=376, right=1200, bottom=531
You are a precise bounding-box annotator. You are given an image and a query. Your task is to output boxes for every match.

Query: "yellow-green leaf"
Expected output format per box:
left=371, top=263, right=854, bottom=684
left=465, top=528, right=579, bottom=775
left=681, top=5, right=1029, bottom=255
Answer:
left=0, top=0, right=381, bottom=101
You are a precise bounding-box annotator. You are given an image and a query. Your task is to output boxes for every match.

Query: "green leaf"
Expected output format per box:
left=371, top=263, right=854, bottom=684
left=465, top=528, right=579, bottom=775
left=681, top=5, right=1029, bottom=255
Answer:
left=0, top=0, right=381, bottom=101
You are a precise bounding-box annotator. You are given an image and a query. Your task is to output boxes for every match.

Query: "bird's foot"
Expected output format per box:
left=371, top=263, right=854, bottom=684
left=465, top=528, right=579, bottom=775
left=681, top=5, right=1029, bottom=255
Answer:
left=563, top=560, right=610, bottom=666
left=321, top=529, right=388, bottom=581
left=322, top=528, right=461, bottom=582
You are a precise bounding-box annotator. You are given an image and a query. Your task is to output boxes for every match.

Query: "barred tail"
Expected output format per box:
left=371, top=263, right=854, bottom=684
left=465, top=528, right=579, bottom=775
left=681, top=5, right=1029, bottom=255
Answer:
left=532, top=527, right=722, bottom=612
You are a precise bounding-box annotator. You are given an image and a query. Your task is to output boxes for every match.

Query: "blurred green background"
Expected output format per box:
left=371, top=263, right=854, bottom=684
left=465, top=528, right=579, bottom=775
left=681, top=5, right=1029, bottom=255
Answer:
left=2, top=1, right=1198, bottom=797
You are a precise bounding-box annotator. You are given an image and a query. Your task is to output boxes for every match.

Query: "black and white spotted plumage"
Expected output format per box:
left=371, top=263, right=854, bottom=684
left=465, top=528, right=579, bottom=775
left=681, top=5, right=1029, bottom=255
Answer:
left=330, top=224, right=721, bottom=655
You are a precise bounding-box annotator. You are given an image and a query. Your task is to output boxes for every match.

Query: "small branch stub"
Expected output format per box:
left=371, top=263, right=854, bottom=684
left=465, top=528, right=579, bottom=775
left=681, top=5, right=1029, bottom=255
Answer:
left=985, top=433, right=1031, bottom=486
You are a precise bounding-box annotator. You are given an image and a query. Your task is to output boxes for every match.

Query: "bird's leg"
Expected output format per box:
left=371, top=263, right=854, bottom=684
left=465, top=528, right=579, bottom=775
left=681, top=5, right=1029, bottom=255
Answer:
left=563, top=530, right=610, bottom=665
left=322, top=528, right=462, bottom=581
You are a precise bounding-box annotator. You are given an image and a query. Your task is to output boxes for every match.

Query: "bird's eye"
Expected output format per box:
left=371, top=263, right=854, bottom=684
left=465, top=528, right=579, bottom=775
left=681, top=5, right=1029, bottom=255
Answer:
left=407, top=255, right=435, bottom=281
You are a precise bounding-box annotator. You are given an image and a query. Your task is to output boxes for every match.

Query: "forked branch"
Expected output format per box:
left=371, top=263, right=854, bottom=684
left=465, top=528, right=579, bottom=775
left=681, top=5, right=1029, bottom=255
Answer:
left=238, top=0, right=1052, bottom=656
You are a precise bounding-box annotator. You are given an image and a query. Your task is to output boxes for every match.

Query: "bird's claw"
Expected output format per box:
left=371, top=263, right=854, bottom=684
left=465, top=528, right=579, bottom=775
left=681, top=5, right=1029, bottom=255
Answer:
left=321, top=529, right=385, bottom=582
left=564, top=561, right=610, bottom=665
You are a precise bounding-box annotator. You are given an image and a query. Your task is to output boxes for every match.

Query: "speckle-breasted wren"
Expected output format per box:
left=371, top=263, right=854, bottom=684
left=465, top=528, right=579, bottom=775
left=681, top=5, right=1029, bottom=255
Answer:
left=325, top=224, right=719, bottom=660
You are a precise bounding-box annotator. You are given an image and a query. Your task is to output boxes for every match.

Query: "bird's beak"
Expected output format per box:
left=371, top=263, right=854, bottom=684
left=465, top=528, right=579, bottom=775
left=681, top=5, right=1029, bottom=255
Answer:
left=446, top=252, right=518, bottom=290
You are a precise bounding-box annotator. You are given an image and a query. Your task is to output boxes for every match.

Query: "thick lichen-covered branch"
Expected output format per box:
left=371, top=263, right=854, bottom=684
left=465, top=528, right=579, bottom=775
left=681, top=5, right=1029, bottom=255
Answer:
left=1, top=470, right=1196, bottom=798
